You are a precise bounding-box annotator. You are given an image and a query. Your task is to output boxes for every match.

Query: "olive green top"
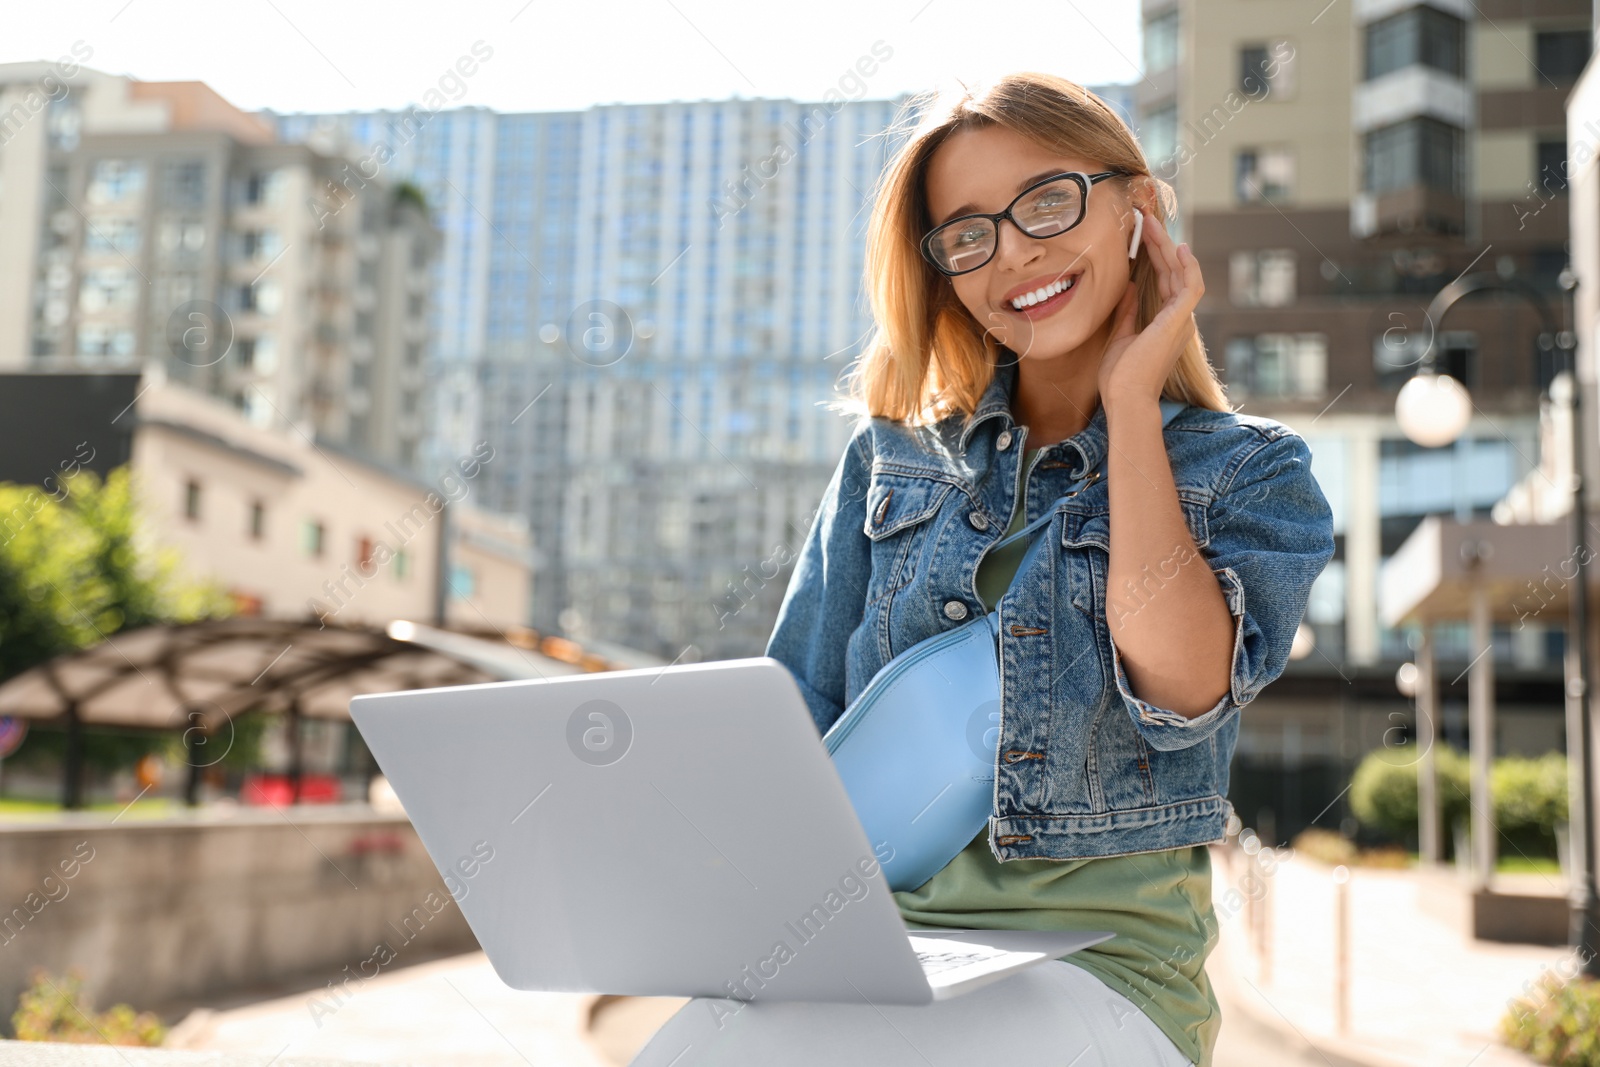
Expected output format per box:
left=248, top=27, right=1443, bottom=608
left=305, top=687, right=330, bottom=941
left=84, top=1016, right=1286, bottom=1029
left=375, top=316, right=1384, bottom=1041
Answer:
left=893, top=445, right=1220, bottom=1067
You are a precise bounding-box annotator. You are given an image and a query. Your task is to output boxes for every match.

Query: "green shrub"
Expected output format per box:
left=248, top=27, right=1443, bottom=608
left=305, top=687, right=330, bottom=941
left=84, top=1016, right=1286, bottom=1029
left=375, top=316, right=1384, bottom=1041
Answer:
left=1501, top=969, right=1600, bottom=1066
left=10, top=967, right=166, bottom=1045
left=1349, top=744, right=1567, bottom=858
left=1349, top=742, right=1470, bottom=848
left=1494, top=752, right=1569, bottom=856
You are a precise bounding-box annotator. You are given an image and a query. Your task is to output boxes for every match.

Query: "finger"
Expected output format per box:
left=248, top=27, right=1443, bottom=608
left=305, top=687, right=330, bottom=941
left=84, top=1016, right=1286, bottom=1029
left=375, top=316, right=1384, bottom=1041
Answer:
left=1142, top=210, right=1177, bottom=305
left=1147, top=209, right=1181, bottom=297
left=1175, top=243, right=1205, bottom=312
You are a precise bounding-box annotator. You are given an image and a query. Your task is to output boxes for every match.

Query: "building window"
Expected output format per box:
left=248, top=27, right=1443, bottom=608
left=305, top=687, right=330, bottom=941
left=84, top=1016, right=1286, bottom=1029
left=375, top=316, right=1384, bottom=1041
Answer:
left=449, top=564, right=476, bottom=599
left=161, top=160, right=207, bottom=209
left=393, top=549, right=409, bottom=581
left=357, top=537, right=375, bottom=572
left=243, top=170, right=283, bottom=206
left=1536, top=139, right=1570, bottom=196
left=249, top=500, right=265, bottom=541
left=1229, top=249, right=1297, bottom=307
left=1364, top=7, right=1466, bottom=80
left=252, top=335, right=278, bottom=373
left=1373, top=329, right=1476, bottom=390
left=1235, top=148, right=1294, bottom=202
left=46, top=94, right=81, bottom=151
left=1363, top=117, right=1464, bottom=195
left=239, top=229, right=282, bottom=261
left=236, top=280, right=282, bottom=316
left=76, top=324, right=136, bottom=361
left=1432, top=331, right=1477, bottom=389
left=1536, top=29, right=1592, bottom=83
left=1140, top=101, right=1178, bottom=165
left=84, top=219, right=141, bottom=256
left=78, top=268, right=137, bottom=313
left=301, top=519, right=325, bottom=557
left=183, top=479, right=202, bottom=521
left=1227, top=334, right=1327, bottom=399
left=1144, top=10, right=1179, bottom=74
left=86, top=160, right=146, bottom=205
left=1239, top=40, right=1295, bottom=98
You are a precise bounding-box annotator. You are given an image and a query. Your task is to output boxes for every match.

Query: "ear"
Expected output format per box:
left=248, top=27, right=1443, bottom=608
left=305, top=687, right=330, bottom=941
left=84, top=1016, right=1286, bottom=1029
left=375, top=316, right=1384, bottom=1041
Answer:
left=1126, top=173, right=1161, bottom=218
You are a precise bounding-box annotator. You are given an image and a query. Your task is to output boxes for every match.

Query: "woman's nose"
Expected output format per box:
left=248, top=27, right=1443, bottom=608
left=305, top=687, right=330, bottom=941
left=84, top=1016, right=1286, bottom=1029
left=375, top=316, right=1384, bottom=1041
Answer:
left=991, top=217, right=1045, bottom=271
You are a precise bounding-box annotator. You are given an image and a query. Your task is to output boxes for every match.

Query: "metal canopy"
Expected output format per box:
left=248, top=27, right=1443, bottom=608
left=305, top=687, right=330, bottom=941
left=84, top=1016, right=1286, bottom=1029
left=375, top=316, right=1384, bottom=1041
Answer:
left=0, top=616, right=589, bottom=807
left=1379, top=514, right=1576, bottom=628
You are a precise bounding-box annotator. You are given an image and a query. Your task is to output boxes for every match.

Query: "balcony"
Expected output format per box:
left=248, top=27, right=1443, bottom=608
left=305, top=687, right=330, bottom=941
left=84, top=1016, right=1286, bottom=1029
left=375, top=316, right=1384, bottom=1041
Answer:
left=1352, top=184, right=1466, bottom=239
left=1354, top=65, right=1470, bottom=133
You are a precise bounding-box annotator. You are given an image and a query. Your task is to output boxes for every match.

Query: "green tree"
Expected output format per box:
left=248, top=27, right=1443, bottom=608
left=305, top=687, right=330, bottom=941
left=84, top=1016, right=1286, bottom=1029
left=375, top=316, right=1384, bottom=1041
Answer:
left=0, top=467, right=232, bottom=775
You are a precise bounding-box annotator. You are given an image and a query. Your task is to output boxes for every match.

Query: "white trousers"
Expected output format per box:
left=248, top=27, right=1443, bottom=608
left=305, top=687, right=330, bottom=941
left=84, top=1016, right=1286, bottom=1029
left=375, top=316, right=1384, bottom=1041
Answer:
left=626, top=959, right=1196, bottom=1067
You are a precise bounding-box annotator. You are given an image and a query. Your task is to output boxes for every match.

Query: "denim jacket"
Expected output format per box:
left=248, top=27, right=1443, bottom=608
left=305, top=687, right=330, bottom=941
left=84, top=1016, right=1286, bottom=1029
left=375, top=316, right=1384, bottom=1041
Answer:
left=764, top=357, right=1336, bottom=861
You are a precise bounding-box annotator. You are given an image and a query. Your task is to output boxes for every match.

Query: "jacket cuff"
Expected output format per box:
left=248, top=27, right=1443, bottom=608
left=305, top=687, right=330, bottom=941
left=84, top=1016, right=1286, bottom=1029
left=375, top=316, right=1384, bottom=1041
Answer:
left=1107, top=566, right=1250, bottom=752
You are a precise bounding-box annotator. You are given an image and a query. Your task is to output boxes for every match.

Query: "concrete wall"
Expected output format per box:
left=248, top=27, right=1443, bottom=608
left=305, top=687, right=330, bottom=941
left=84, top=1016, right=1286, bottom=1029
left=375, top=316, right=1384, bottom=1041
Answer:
left=0, top=806, right=480, bottom=1019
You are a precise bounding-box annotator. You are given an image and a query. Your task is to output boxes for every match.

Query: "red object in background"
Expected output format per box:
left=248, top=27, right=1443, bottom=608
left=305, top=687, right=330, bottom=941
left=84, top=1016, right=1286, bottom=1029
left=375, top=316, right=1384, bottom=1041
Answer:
left=241, top=773, right=342, bottom=806
left=229, top=590, right=264, bottom=616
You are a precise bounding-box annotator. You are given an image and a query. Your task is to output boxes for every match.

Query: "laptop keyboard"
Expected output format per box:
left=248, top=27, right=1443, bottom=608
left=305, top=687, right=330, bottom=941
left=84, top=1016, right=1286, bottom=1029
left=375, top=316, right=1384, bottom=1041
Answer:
left=911, top=943, right=1011, bottom=977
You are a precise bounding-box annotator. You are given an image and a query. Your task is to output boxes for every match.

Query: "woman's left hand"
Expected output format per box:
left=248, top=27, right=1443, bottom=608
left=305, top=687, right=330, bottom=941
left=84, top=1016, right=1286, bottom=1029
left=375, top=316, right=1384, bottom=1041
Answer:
left=1097, top=207, right=1205, bottom=405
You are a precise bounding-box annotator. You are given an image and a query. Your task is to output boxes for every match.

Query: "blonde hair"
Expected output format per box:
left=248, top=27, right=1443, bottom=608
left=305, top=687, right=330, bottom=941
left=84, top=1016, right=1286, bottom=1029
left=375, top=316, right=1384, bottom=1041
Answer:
left=828, top=71, right=1232, bottom=427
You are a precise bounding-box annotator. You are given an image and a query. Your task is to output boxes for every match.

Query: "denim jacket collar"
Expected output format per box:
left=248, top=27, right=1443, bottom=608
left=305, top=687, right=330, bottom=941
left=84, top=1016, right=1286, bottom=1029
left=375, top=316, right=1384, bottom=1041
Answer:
left=957, top=355, right=1188, bottom=478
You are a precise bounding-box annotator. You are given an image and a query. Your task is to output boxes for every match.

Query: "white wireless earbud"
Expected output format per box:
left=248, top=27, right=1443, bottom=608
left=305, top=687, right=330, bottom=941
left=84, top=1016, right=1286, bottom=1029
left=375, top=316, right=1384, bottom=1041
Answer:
left=1128, top=210, right=1144, bottom=260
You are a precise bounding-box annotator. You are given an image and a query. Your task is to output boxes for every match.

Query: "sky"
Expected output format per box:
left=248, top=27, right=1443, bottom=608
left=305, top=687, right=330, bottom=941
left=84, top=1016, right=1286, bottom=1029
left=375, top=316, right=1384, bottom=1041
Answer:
left=5, top=0, right=1144, bottom=115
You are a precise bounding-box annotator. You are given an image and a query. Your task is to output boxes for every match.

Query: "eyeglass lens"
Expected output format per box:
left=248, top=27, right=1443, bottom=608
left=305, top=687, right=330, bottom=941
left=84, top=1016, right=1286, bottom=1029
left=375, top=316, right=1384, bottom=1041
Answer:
left=927, top=175, right=1086, bottom=274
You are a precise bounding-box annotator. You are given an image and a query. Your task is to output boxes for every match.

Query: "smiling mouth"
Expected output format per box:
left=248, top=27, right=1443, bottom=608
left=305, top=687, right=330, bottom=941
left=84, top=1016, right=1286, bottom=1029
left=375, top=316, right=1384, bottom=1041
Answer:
left=1005, top=273, right=1081, bottom=317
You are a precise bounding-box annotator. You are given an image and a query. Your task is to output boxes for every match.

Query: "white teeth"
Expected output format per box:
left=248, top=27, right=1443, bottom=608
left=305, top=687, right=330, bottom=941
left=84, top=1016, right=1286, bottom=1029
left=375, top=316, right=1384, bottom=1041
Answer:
left=1010, top=276, right=1076, bottom=310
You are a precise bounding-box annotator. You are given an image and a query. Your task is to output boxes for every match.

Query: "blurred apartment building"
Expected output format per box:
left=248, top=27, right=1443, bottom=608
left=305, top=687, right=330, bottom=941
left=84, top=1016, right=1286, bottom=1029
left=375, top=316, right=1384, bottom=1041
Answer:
left=265, top=87, right=1136, bottom=662
left=1136, top=0, right=1590, bottom=833
left=0, top=64, right=534, bottom=635
left=0, top=63, right=439, bottom=472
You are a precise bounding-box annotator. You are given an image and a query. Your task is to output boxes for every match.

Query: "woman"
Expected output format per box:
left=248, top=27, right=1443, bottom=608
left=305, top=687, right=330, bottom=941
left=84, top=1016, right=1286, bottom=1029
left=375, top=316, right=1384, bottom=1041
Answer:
left=630, top=72, right=1334, bottom=1067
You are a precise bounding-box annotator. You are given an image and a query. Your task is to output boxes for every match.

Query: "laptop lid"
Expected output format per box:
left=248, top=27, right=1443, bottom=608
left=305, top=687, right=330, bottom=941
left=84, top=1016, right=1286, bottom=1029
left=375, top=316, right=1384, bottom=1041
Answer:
left=350, top=656, right=956, bottom=1005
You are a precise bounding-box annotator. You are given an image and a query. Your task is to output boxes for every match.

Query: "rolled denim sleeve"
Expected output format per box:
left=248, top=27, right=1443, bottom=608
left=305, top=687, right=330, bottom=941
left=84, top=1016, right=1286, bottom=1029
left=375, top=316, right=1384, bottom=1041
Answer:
left=764, top=425, right=874, bottom=738
left=1109, top=429, right=1335, bottom=752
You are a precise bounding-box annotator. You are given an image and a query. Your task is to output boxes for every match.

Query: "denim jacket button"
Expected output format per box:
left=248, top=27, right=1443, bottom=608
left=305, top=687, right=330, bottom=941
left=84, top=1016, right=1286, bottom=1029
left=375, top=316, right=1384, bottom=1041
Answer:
left=967, top=510, right=989, bottom=531
left=996, top=429, right=1013, bottom=451
left=943, top=600, right=969, bottom=621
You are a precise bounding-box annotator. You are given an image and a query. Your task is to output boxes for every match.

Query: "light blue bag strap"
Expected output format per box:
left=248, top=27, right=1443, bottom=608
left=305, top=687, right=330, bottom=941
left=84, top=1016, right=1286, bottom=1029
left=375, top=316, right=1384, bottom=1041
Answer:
left=987, top=398, right=1188, bottom=559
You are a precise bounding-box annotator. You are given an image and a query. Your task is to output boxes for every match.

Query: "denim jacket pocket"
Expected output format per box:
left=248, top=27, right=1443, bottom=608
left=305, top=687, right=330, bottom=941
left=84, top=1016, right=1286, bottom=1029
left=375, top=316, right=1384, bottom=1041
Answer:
left=861, top=470, right=953, bottom=605
left=1058, top=498, right=1212, bottom=618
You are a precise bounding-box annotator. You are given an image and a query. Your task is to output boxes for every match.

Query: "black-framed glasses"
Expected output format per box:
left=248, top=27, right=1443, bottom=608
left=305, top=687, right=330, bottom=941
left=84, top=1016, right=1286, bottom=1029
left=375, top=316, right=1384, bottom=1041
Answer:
left=920, top=170, right=1128, bottom=277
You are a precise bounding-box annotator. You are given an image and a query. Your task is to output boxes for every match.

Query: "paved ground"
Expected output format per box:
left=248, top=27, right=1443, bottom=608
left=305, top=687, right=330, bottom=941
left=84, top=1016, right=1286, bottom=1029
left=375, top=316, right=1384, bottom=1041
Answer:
left=1208, top=844, right=1567, bottom=1067
left=163, top=952, right=614, bottom=1067
left=149, top=845, right=1574, bottom=1067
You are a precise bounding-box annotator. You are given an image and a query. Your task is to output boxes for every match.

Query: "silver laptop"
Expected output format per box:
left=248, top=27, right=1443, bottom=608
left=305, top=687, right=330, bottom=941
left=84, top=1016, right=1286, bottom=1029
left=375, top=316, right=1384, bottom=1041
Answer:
left=348, top=655, right=1113, bottom=1007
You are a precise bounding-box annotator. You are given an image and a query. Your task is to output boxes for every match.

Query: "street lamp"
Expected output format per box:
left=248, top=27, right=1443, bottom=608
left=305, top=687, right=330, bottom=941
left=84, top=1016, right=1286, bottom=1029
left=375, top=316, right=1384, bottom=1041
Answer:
left=1394, top=267, right=1599, bottom=977
left=1395, top=371, right=1472, bottom=447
